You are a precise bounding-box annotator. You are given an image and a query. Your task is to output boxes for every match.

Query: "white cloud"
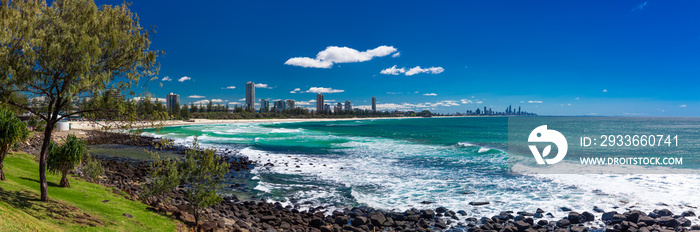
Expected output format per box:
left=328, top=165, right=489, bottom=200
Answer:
left=222, top=86, right=236, bottom=89
left=188, top=95, right=206, bottom=99
left=423, top=93, right=437, bottom=96
left=228, top=102, right=242, bottom=105
left=132, top=97, right=166, bottom=103
left=460, top=99, right=473, bottom=104
left=238, top=98, right=245, bottom=101
left=211, top=99, right=226, bottom=103
left=405, top=66, right=444, bottom=76
left=304, top=87, right=345, bottom=94
left=392, top=52, right=401, bottom=58
left=290, top=88, right=302, bottom=93
left=354, top=100, right=461, bottom=111
left=178, top=76, right=192, bottom=82
left=381, top=65, right=444, bottom=76
left=161, top=76, right=172, bottom=81
left=285, top=45, right=398, bottom=68
left=255, top=83, right=273, bottom=89
left=475, top=101, right=483, bottom=104
left=296, top=100, right=313, bottom=106
left=528, top=101, right=543, bottom=103
left=603, top=89, right=608, bottom=92
left=191, top=100, right=209, bottom=105
left=680, top=104, right=687, bottom=108
left=575, top=97, right=580, bottom=100
left=380, top=65, right=406, bottom=75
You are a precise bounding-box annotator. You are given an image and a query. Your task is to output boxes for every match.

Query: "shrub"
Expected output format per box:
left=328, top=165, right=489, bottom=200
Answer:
left=81, top=155, right=104, bottom=182
left=0, top=108, right=29, bottom=180
left=47, top=134, right=86, bottom=187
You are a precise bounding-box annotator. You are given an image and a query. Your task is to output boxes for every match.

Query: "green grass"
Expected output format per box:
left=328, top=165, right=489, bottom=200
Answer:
left=0, top=152, right=182, bottom=231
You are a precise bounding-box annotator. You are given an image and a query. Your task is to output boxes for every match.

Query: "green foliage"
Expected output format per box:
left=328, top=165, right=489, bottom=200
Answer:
left=180, top=137, right=229, bottom=225
left=47, top=134, right=86, bottom=187
left=27, top=117, right=38, bottom=130
left=180, top=104, right=191, bottom=120
left=35, top=120, right=46, bottom=132
left=0, top=108, right=29, bottom=180
left=0, top=0, right=160, bottom=201
left=142, top=136, right=229, bottom=226
left=81, top=155, right=104, bottom=182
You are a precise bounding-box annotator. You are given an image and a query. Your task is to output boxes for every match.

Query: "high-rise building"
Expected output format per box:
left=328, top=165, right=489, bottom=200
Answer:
left=316, top=93, right=324, bottom=113
left=345, top=100, right=352, bottom=111
left=245, top=81, right=255, bottom=111
left=371, top=97, right=376, bottom=112
left=260, top=99, right=269, bottom=113
left=286, top=99, right=295, bottom=110
left=166, top=92, right=179, bottom=113
left=324, top=104, right=330, bottom=112
left=336, top=102, right=342, bottom=113
left=274, top=100, right=286, bottom=113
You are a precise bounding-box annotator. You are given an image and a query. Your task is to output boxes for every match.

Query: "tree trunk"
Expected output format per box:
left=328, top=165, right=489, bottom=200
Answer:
left=0, top=145, right=7, bottom=181
left=59, top=170, right=70, bottom=187
left=39, top=123, right=54, bottom=202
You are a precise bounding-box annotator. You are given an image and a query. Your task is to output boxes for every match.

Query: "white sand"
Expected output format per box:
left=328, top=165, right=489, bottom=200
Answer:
left=68, top=117, right=408, bottom=131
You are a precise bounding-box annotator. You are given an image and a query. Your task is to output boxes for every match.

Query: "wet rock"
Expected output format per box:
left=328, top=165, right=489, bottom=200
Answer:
left=681, top=211, right=696, bottom=217
left=656, top=216, right=679, bottom=228
left=653, top=209, right=674, bottom=217
left=556, top=219, right=571, bottom=227
left=568, top=212, right=586, bottom=224
left=537, top=220, right=549, bottom=226
left=335, top=216, right=349, bottom=225
left=351, top=216, right=367, bottom=227
left=582, top=211, right=595, bottom=222
left=561, top=207, right=573, bottom=212
left=515, top=220, right=531, bottom=232
left=469, top=201, right=490, bottom=206
left=435, top=207, right=448, bottom=213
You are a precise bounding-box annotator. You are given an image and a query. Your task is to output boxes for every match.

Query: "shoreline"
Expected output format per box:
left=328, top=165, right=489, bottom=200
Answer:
left=68, top=116, right=420, bottom=131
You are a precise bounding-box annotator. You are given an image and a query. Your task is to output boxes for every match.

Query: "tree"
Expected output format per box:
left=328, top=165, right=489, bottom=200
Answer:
left=180, top=138, right=229, bottom=226
left=172, top=101, right=180, bottom=116
left=190, top=103, right=198, bottom=113
left=0, top=0, right=159, bottom=201
left=47, top=134, right=86, bottom=187
left=142, top=136, right=229, bottom=227
left=0, top=108, right=29, bottom=180
left=180, top=104, right=190, bottom=119
left=206, top=100, right=213, bottom=112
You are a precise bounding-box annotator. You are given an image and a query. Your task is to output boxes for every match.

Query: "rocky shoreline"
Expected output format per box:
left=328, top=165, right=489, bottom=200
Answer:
left=20, top=131, right=699, bottom=232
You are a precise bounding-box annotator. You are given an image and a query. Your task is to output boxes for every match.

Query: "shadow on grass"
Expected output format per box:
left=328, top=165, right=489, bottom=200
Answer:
left=20, top=177, right=60, bottom=188
left=0, top=186, right=104, bottom=227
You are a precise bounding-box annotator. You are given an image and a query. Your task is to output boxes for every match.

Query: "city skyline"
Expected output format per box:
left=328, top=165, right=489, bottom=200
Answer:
left=108, top=0, right=700, bottom=116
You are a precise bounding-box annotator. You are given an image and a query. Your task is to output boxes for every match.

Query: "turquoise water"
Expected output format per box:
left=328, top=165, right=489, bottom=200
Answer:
left=142, top=117, right=700, bottom=219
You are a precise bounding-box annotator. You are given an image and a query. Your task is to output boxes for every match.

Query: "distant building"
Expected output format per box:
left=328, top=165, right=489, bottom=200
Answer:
left=316, top=93, right=324, bottom=113
left=324, top=104, right=330, bottom=112
left=345, top=100, right=352, bottom=111
left=245, top=81, right=255, bottom=111
left=260, top=99, right=269, bottom=113
left=286, top=99, right=295, bottom=110
left=336, top=102, right=342, bottom=113
left=371, top=97, right=376, bottom=112
left=274, top=100, right=286, bottom=113
left=166, top=92, right=179, bottom=113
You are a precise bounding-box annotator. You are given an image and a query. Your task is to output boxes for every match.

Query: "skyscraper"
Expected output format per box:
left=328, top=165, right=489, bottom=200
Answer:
left=245, top=81, right=255, bottom=111
left=286, top=99, right=295, bottom=110
left=274, top=100, right=286, bottom=113
left=336, top=102, right=342, bottom=113
left=371, top=97, right=376, bottom=112
left=260, top=99, right=269, bottom=113
left=166, top=92, right=179, bottom=113
left=316, top=93, right=324, bottom=113
left=345, top=100, right=352, bottom=111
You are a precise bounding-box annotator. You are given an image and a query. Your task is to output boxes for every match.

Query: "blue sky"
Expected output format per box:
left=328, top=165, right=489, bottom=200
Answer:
left=99, top=0, right=700, bottom=116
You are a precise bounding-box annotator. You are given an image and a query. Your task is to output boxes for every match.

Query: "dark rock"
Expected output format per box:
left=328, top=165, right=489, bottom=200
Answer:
left=335, top=216, right=349, bottom=225
left=435, top=207, right=448, bottom=213
left=556, top=219, right=571, bottom=227
left=602, top=212, right=618, bottom=221
left=582, top=211, right=595, bottom=222
left=536, top=208, right=545, bottom=214
left=570, top=226, right=586, bottom=232
left=626, top=211, right=642, bottom=223
left=310, top=218, right=325, bottom=228
left=420, top=209, right=435, bottom=219
left=676, top=217, right=691, bottom=227
left=621, top=221, right=638, bottom=231
left=469, top=201, right=490, bottom=206
left=656, top=216, right=679, bottom=228
left=369, top=213, right=386, bottom=227
left=537, top=220, right=549, bottom=226
left=351, top=216, right=367, bottom=227
left=421, top=200, right=435, bottom=204
left=638, top=215, right=656, bottom=225
left=435, top=220, right=447, bottom=229
left=568, top=212, right=586, bottom=224
left=594, top=206, right=605, bottom=213
left=523, top=217, right=534, bottom=225
left=561, top=207, right=572, bottom=212
left=611, top=214, right=627, bottom=224
left=122, top=213, right=133, bottom=218
left=681, top=211, right=696, bottom=217
left=653, top=209, right=673, bottom=217
left=515, top=220, right=531, bottom=232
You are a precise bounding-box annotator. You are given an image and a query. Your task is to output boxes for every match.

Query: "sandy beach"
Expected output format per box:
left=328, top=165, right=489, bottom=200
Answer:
left=67, top=117, right=409, bottom=131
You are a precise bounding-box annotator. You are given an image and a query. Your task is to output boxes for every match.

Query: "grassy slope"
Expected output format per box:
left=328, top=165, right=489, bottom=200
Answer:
left=0, top=152, right=181, bottom=231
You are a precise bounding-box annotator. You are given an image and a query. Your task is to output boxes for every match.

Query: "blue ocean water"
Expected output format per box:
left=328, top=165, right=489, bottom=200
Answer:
left=142, top=117, right=700, bottom=220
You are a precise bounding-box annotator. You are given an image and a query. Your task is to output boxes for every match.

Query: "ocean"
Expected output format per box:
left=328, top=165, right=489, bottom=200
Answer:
left=141, top=117, right=700, bottom=221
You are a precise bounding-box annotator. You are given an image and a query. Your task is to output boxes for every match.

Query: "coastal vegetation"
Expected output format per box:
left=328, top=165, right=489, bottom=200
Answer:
left=0, top=108, right=29, bottom=180
left=0, top=0, right=160, bottom=201
left=47, top=134, right=86, bottom=188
